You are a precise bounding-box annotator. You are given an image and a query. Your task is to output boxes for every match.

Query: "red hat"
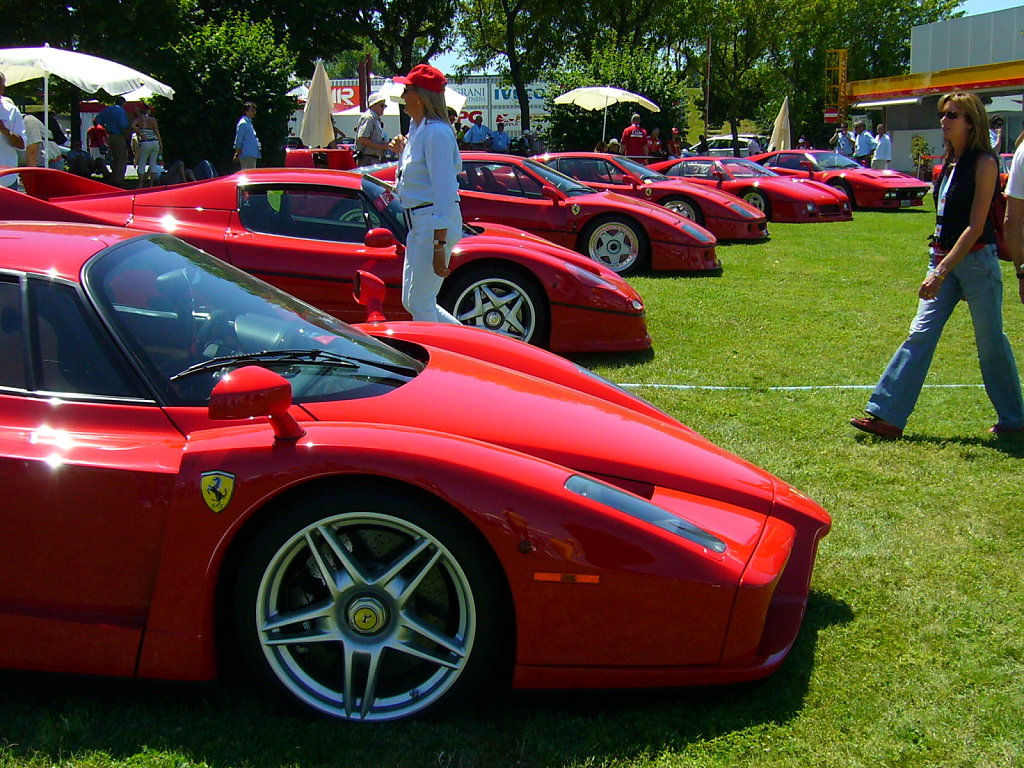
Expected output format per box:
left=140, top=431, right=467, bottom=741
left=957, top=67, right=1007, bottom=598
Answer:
left=395, top=64, right=447, bottom=94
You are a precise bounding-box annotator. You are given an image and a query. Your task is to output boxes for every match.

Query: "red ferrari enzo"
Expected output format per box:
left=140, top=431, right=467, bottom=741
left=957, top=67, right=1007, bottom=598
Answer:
left=0, top=167, right=649, bottom=354
left=750, top=150, right=930, bottom=209
left=0, top=222, right=831, bottom=723
left=374, top=153, right=720, bottom=275
left=648, top=156, right=852, bottom=223
left=534, top=152, right=769, bottom=239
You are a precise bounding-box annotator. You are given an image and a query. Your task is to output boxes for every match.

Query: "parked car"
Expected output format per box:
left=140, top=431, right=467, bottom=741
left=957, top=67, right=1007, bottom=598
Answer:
left=373, top=152, right=720, bottom=276
left=1, top=167, right=649, bottom=354
left=534, top=152, right=769, bottom=239
left=0, top=221, right=831, bottom=722
left=695, top=135, right=768, bottom=157
left=750, top=150, right=931, bottom=209
left=932, top=152, right=1013, bottom=188
left=649, top=156, right=852, bottom=223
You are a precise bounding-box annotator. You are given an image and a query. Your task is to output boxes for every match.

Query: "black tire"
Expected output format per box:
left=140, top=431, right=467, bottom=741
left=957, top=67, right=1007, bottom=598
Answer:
left=661, top=196, right=705, bottom=226
left=233, top=484, right=508, bottom=722
left=827, top=179, right=855, bottom=208
left=740, top=189, right=772, bottom=219
left=578, top=215, right=650, bottom=275
left=440, top=265, right=549, bottom=347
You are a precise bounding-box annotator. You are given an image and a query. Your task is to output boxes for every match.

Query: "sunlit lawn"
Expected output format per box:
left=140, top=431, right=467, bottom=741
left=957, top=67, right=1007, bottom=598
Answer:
left=2, top=199, right=1023, bottom=768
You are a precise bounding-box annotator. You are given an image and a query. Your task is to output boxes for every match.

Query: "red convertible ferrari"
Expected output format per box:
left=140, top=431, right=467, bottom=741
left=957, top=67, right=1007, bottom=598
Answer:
left=750, top=150, right=930, bottom=209
left=0, top=167, right=649, bottom=354
left=374, top=153, right=720, bottom=275
left=0, top=222, right=830, bottom=722
left=648, top=156, right=852, bottom=223
left=535, top=152, right=770, bottom=239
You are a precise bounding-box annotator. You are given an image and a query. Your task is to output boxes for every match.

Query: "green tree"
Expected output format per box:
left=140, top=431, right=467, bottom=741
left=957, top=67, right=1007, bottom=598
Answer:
left=353, top=0, right=457, bottom=76
left=150, top=13, right=295, bottom=171
left=544, top=49, right=688, bottom=152
left=456, top=0, right=571, bottom=133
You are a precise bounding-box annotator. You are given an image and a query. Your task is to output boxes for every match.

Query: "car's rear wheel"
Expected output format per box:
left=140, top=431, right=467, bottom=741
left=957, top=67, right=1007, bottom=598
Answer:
left=579, top=216, right=649, bottom=275
left=661, top=196, right=705, bottom=226
left=440, top=265, right=549, bottom=347
left=233, top=485, right=507, bottom=722
left=741, top=189, right=771, bottom=218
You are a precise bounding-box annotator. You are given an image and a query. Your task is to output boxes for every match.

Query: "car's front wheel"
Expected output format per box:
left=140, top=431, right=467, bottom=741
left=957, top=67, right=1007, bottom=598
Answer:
left=661, top=196, right=705, bottom=226
left=441, top=265, right=549, bottom=347
left=233, top=484, right=508, bottom=722
left=579, top=216, right=649, bottom=275
left=827, top=179, right=855, bottom=208
left=740, top=189, right=771, bottom=218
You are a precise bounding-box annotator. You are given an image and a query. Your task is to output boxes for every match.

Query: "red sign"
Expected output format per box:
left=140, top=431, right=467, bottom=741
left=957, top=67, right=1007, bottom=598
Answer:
left=824, top=108, right=840, bottom=123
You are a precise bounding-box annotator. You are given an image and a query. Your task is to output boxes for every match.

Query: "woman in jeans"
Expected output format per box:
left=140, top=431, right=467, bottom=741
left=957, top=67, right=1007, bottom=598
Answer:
left=851, top=91, right=1024, bottom=438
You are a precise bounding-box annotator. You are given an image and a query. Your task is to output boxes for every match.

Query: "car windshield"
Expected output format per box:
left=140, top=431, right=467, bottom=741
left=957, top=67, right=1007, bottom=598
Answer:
left=85, top=234, right=423, bottom=407
left=720, top=158, right=777, bottom=178
left=519, top=158, right=595, bottom=196
left=813, top=152, right=861, bottom=170
left=612, top=155, right=669, bottom=181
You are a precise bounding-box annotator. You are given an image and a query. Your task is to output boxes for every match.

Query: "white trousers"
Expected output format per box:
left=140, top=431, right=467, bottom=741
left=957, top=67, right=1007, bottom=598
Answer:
left=402, top=204, right=462, bottom=323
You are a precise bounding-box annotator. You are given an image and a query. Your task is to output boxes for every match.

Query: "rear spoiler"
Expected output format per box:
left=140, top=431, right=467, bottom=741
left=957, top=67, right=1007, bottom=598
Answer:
left=0, top=167, right=121, bottom=200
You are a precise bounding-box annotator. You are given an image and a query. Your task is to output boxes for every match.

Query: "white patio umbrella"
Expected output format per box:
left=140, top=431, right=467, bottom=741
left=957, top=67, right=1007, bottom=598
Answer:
left=553, top=86, right=660, bottom=142
left=299, top=60, right=335, bottom=148
left=768, top=96, right=791, bottom=152
left=0, top=44, right=174, bottom=163
left=374, top=79, right=467, bottom=115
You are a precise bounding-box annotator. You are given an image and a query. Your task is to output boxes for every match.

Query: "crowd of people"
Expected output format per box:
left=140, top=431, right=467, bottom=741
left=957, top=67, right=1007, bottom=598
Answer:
left=829, top=120, right=894, bottom=168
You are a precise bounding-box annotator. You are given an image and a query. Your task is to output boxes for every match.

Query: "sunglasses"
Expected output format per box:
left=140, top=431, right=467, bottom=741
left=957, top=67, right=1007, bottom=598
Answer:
left=937, top=110, right=960, bottom=121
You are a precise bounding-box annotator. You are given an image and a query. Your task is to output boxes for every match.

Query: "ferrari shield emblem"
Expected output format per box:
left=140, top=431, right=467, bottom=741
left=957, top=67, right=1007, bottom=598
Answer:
left=570, top=204, right=581, bottom=216
left=644, top=187, right=653, bottom=198
left=201, top=471, right=235, bottom=513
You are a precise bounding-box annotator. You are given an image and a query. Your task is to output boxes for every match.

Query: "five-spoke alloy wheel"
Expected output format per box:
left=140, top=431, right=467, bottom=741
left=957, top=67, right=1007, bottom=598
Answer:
left=580, top=216, right=649, bottom=275
left=234, top=486, right=505, bottom=722
left=441, top=266, right=547, bottom=346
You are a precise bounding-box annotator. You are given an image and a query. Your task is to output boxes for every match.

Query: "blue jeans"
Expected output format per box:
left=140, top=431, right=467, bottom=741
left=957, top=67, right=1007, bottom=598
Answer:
left=866, top=245, right=1024, bottom=430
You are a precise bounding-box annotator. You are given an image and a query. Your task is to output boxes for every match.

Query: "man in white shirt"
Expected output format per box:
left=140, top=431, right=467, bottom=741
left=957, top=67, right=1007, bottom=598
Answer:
left=0, top=73, right=26, bottom=189
left=462, top=115, right=491, bottom=150
left=872, top=124, right=892, bottom=169
left=1002, top=136, right=1024, bottom=306
left=852, top=121, right=874, bottom=167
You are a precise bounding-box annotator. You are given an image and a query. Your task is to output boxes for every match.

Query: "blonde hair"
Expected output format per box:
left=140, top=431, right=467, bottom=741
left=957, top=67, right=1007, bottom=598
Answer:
left=938, top=92, right=992, bottom=161
left=410, top=86, right=448, bottom=123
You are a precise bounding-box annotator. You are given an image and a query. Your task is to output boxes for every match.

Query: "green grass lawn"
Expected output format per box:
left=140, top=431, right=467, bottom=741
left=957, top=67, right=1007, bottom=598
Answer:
left=3, top=201, right=1023, bottom=768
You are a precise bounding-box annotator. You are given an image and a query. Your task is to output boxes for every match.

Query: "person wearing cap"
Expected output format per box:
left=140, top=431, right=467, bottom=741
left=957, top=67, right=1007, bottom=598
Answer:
left=356, top=92, right=389, bottom=166
left=392, top=63, right=462, bottom=324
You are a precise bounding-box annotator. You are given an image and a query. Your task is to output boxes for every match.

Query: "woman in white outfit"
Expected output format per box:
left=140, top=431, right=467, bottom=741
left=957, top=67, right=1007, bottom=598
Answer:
left=392, top=64, right=462, bottom=323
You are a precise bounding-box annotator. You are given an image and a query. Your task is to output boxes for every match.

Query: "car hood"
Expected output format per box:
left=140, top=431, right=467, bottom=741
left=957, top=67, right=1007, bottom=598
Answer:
left=300, top=347, right=775, bottom=514
left=761, top=177, right=847, bottom=201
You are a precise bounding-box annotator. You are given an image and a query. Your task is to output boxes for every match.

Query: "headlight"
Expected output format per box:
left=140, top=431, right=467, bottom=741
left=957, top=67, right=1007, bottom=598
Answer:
left=565, top=474, right=727, bottom=553
left=884, top=191, right=896, bottom=198
left=563, top=261, right=616, bottom=289
left=728, top=202, right=762, bottom=219
left=806, top=202, right=816, bottom=212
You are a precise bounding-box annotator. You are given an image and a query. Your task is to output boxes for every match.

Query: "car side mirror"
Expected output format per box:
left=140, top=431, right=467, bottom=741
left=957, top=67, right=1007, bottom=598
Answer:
left=624, top=174, right=641, bottom=187
left=208, top=365, right=305, bottom=440
left=353, top=269, right=387, bottom=323
left=712, top=170, right=726, bottom=185
left=541, top=186, right=562, bottom=203
left=799, top=160, right=815, bottom=178
left=365, top=227, right=396, bottom=249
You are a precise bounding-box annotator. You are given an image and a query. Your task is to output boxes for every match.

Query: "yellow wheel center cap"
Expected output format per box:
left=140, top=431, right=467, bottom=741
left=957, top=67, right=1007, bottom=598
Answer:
left=347, top=597, right=388, bottom=634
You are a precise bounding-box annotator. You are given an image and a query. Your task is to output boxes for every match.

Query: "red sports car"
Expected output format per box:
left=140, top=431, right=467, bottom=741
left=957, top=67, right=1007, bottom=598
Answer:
left=932, top=153, right=1013, bottom=188
left=750, top=150, right=931, bottom=209
left=374, top=153, right=720, bottom=275
left=534, top=152, right=769, bottom=239
left=648, top=156, right=852, bottom=223
left=1, top=167, right=649, bottom=354
left=0, top=222, right=831, bottom=722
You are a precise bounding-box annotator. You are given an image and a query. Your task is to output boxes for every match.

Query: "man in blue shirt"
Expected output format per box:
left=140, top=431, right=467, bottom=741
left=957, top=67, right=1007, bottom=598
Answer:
left=96, top=96, right=130, bottom=185
left=233, top=102, right=261, bottom=169
left=490, top=120, right=511, bottom=153
left=462, top=115, right=491, bottom=150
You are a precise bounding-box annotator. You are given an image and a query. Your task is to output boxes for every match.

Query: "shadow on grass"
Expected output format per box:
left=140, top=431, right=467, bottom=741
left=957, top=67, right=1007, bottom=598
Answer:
left=852, top=430, right=1024, bottom=457
left=0, top=593, right=852, bottom=768
left=570, top=347, right=655, bottom=370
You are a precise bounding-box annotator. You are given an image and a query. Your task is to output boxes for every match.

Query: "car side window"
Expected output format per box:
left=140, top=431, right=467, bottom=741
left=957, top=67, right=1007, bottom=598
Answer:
left=774, top=154, right=804, bottom=170
left=679, top=161, right=715, bottom=179
left=0, top=279, right=26, bottom=390
left=27, top=279, right=142, bottom=398
left=573, top=158, right=615, bottom=185
left=507, top=166, right=544, bottom=198
left=240, top=188, right=370, bottom=243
